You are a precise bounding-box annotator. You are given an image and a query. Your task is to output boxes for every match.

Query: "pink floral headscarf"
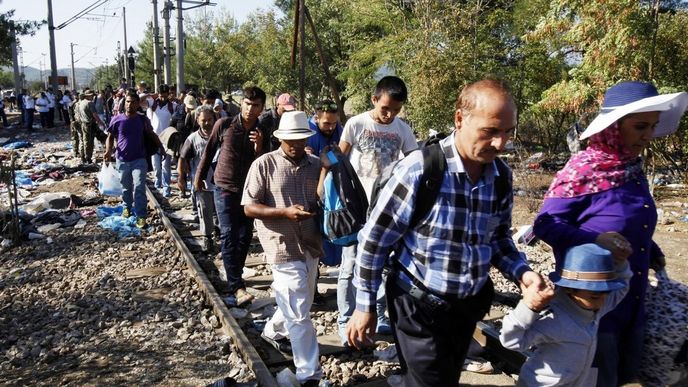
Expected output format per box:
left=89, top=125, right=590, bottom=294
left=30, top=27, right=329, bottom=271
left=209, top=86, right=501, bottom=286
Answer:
left=545, top=123, right=644, bottom=199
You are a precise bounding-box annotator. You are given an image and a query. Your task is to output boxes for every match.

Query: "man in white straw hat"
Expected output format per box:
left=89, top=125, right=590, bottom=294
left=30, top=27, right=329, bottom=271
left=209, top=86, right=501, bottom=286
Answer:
left=242, top=110, right=324, bottom=386
left=534, top=80, right=688, bottom=387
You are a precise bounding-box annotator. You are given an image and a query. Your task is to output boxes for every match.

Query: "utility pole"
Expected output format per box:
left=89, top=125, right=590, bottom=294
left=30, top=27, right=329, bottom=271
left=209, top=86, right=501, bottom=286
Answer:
left=47, top=0, right=59, bottom=92
left=151, top=0, right=162, bottom=90
left=10, top=25, right=21, bottom=96
left=123, top=7, right=130, bottom=86
left=70, top=43, right=76, bottom=90
left=175, top=0, right=184, bottom=91
left=162, top=1, right=172, bottom=85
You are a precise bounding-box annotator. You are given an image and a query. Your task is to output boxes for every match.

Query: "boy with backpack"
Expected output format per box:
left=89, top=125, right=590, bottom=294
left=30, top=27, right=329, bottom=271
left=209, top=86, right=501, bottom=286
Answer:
left=335, top=76, right=418, bottom=342
left=499, top=243, right=631, bottom=386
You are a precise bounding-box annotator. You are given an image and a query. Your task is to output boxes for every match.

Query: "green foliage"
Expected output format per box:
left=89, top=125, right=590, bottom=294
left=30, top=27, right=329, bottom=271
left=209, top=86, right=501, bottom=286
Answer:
left=0, top=10, right=44, bottom=68
left=0, top=71, right=14, bottom=87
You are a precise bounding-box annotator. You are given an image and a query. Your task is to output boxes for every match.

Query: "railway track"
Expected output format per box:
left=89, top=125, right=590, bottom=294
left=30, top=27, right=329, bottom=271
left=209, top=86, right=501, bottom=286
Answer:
left=146, top=185, right=527, bottom=386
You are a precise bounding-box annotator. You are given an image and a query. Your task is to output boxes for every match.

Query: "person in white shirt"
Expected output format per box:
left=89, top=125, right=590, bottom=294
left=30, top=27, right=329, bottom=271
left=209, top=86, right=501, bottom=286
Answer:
left=23, top=93, right=35, bottom=129
left=146, top=84, right=177, bottom=197
left=335, top=76, right=418, bottom=343
left=35, top=92, right=50, bottom=129
left=61, top=91, right=73, bottom=127
left=46, top=87, right=56, bottom=128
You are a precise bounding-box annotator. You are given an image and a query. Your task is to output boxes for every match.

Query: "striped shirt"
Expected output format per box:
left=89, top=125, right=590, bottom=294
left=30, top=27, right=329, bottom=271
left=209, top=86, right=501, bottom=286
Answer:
left=241, top=148, right=323, bottom=264
left=354, top=133, right=530, bottom=312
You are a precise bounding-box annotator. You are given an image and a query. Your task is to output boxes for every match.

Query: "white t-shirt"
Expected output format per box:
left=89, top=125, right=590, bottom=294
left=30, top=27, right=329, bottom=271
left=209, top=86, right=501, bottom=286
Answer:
left=35, top=98, right=50, bottom=113
left=341, top=111, right=418, bottom=199
left=146, top=100, right=176, bottom=135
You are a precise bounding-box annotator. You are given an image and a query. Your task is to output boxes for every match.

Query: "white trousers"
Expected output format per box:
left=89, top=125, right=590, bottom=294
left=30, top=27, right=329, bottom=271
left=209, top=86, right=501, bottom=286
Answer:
left=263, top=256, right=322, bottom=383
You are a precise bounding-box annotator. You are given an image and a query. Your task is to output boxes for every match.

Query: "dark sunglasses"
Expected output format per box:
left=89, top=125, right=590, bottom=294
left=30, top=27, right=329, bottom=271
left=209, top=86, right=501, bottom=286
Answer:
left=316, top=102, right=338, bottom=112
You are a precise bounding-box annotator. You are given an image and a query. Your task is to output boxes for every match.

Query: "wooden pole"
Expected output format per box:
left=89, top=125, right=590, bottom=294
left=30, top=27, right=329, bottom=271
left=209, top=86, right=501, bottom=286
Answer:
left=305, top=6, right=346, bottom=123
left=298, top=0, right=306, bottom=109
left=290, top=0, right=300, bottom=69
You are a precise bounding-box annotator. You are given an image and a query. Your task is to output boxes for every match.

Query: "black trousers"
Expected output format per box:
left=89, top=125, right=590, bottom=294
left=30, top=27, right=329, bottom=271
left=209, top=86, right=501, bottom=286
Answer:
left=387, top=277, right=494, bottom=387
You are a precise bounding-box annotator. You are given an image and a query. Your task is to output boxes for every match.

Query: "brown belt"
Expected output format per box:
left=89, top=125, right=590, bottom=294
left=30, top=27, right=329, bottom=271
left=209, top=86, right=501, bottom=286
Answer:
left=560, top=269, right=615, bottom=281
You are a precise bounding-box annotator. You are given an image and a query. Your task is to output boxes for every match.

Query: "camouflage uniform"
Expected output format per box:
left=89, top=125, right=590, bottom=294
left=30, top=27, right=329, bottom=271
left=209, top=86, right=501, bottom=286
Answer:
left=76, top=98, right=96, bottom=163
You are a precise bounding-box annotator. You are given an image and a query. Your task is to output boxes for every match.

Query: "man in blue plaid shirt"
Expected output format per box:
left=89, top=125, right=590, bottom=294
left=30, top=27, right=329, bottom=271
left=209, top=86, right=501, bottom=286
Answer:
left=346, top=79, right=547, bottom=386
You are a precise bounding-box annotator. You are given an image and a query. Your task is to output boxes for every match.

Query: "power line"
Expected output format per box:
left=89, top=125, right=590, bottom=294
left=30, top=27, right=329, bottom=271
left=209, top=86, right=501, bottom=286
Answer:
left=55, top=0, right=111, bottom=30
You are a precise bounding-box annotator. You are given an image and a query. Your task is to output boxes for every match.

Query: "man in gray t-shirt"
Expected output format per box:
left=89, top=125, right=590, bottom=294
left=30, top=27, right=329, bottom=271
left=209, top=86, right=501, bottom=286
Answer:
left=178, top=105, right=216, bottom=252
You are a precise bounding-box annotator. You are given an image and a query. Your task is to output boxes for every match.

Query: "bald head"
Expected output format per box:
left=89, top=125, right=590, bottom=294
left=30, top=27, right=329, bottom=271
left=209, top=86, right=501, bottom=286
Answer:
left=456, top=78, right=516, bottom=116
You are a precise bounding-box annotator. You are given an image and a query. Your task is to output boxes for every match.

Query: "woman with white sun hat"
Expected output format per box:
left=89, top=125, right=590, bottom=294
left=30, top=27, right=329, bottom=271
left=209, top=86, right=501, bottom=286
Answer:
left=533, top=80, right=688, bottom=386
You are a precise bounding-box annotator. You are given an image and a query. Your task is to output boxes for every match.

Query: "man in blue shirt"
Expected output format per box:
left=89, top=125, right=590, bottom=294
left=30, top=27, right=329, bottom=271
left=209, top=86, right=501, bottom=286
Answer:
left=346, top=79, right=546, bottom=386
left=306, top=100, right=344, bottom=304
left=305, top=99, right=343, bottom=157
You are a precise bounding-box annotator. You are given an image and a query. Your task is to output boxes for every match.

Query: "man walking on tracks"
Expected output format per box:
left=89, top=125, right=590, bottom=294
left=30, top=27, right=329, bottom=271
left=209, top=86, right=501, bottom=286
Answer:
left=242, top=111, right=324, bottom=387
left=177, top=105, right=217, bottom=253
left=346, top=78, right=546, bottom=386
left=195, top=86, right=268, bottom=307
left=76, top=89, right=106, bottom=164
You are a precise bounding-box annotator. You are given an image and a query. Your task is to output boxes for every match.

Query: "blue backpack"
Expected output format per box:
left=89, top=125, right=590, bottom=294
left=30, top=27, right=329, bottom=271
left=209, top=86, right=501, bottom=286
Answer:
left=319, top=150, right=369, bottom=246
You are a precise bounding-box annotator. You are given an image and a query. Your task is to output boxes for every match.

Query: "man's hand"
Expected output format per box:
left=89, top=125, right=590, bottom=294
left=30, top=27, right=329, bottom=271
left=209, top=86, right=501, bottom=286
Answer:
left=305, top=146, right=314, bottom=155
left=103, top=149, right=113, bottom=162
left=519, top=270, right=552, bottom=311
left=193, top=177, right=204, bottom=193
left=523, top=283, right=554, bottom=312
left=177, top=176, right=187, bottom=194
left=249, top=128, right=264, bottom=153
left=283, top=204, right=314, bottom=221
left=346, top=310, right=376, bottom=350
left=595, top=232, right=632, bottom=263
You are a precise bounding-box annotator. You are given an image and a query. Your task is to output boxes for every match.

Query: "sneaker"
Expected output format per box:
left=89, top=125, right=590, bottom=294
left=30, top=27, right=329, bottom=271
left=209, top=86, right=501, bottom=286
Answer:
left=122, top=207, right=130, bottom=218
left=261, top=332, right=292, bottom=354
left=135, top=217, right=147, bottom=229
left=235, top=288, right=254, bottom=307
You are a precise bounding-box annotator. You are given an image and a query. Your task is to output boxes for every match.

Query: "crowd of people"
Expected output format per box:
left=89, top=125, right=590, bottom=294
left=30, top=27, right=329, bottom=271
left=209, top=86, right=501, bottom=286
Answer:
left=6, top=75, right=687, bottom=386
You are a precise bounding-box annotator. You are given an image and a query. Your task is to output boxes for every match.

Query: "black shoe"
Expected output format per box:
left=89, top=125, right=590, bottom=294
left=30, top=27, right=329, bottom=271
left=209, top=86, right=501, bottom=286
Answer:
left=301, top=380, right=320, bottom=387
left=207, top=377, right=236, bottom=387
left=261, top=332, right=292, bottom=354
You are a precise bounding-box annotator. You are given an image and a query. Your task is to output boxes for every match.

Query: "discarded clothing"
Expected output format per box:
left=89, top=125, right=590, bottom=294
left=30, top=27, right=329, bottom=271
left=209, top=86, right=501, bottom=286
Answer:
left=2, top=141, right=32, bottom=150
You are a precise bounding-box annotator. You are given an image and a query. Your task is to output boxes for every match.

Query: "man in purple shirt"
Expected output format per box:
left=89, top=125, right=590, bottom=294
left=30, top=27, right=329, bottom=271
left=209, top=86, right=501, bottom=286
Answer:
left=104, top=90, right=163, bottom=229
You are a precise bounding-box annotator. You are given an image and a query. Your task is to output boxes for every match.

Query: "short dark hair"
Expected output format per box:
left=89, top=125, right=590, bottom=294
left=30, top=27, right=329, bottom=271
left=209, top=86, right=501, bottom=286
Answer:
left=204, top=89, right=221, bottom=101
left=126, top=90, right=140, bottom=101
left=456, top=78, right=514, bottom=113
left=373, top=76, right=408, bottom=103
left=243, top=86, right=266, bottom=105
left=158, top=84, right=170, bottom=94
left=315, top=99, right=338, bottom=114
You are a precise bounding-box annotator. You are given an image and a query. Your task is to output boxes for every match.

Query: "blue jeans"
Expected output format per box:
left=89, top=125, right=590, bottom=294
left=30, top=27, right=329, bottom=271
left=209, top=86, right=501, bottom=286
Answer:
left=214, top=187, right=254, bottom=294
left=116, top=158, right=148, bottom=218
left=593, top=325, right=645, bottom=387
left=337, top=243, right=388, bottom=343
left=151, top=153, right=171, bottom=192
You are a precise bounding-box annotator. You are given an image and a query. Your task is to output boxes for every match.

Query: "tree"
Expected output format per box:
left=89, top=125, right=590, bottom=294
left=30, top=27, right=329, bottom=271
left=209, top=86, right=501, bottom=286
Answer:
left=0, top=10, right=44, bottom=68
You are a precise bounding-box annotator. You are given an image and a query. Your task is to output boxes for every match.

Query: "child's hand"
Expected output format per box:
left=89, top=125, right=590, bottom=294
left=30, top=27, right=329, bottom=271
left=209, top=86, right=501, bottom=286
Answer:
left=523, top=285, right=555, bottom=312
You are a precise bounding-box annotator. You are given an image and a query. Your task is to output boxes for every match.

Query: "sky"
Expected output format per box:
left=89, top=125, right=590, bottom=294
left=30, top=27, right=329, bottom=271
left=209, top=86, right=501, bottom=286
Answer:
left=3, top=0, right=278, bottom=70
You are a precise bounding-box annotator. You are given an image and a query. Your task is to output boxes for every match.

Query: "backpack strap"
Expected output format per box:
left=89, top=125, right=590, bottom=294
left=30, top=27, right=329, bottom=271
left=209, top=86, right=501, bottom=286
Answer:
left=409, top=143, right=446, bottom=228
left=493, top=157, right=510, bottom=205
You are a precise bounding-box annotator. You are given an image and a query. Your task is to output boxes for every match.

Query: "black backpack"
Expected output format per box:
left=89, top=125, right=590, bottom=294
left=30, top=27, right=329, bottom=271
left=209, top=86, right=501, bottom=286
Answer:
left=368, top=138, right=510, bottom=229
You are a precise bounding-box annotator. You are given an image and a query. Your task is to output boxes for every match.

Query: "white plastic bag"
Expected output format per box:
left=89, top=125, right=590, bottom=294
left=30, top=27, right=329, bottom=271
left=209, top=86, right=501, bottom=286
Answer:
left=98, top=162, right=123, bottom=197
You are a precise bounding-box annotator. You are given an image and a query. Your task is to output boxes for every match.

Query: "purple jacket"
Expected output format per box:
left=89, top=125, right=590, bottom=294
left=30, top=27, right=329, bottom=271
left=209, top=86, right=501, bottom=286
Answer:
left=534, top=177, right=662, bottom=333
